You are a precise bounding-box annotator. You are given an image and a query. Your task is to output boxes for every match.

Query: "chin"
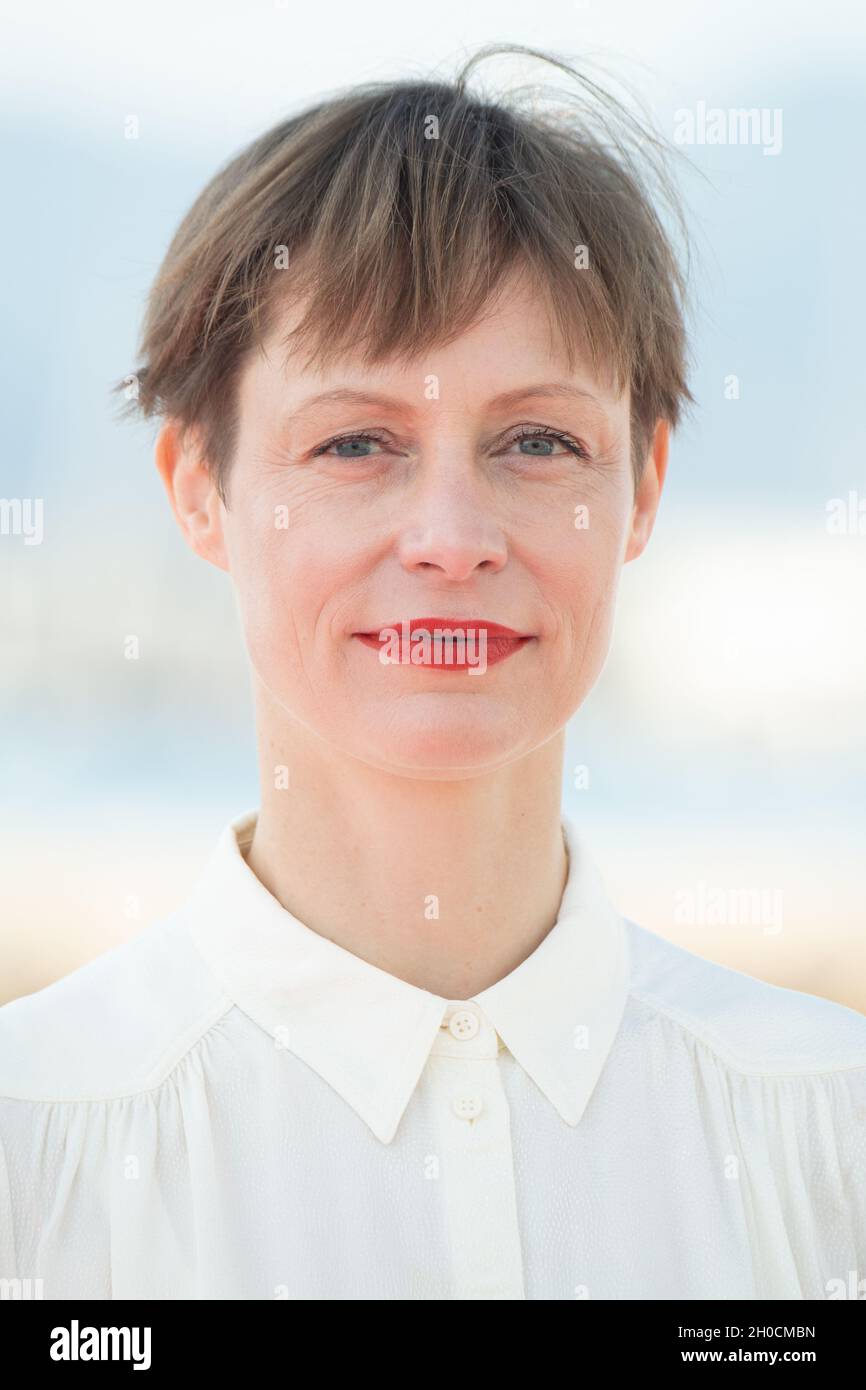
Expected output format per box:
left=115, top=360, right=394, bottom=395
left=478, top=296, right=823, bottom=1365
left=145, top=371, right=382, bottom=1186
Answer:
left=346, top=696, right=539, bottom=777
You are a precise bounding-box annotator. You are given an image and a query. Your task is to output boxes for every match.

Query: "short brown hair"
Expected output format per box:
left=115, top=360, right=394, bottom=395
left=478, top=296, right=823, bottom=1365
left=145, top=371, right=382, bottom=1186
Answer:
left=113, top=42, right=695, bottom=502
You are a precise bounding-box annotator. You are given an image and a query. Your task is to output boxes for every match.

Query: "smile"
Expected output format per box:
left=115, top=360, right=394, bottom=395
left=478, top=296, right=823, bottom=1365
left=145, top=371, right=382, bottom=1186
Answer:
left=353, top=618, right=535, bottom=673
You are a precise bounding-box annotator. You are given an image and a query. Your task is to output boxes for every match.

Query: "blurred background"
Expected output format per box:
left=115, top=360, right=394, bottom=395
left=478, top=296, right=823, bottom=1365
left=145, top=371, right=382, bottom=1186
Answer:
left=1, top=0, right=864, bottom=1010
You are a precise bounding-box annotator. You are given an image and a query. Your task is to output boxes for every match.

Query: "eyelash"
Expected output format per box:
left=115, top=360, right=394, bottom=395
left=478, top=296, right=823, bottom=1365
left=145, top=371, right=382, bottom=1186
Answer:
left=311, top=426, right=592, bottom=461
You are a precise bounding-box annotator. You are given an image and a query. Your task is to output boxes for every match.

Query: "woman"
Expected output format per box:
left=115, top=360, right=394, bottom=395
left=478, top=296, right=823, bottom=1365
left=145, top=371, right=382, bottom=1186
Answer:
left=1, top=43, right=864, bottom=1301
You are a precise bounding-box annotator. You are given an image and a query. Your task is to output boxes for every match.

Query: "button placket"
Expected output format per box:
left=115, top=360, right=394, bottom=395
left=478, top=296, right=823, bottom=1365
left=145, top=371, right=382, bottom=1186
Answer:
left=452, top=1094, right=484, bottom=1121
left=427, top=1042, right=525, bottom=1298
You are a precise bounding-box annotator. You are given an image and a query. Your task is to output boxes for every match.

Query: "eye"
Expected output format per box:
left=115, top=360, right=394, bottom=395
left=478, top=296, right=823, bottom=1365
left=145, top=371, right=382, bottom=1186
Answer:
left=312, top=430, right=388, bottom=458
left=310, top=424, right=593, bottom=462
left=505, top=426, right=591, bottom=460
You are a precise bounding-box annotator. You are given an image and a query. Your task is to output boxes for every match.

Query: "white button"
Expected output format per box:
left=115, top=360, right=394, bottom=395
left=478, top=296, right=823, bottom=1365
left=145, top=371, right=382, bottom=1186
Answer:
left=452, top=1095, right=483, bottom=1120
left=448, top=1009, right=480, bottom=1040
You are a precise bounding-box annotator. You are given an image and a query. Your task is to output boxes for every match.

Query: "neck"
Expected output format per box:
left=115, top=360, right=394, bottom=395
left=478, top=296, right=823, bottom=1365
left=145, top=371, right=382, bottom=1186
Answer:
left=244, top=694, right=570, bottom=1000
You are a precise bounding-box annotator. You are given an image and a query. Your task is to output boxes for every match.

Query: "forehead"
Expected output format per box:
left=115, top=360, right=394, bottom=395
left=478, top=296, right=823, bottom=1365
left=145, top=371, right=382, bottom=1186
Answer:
left=238, top=266, right=624, bottom=422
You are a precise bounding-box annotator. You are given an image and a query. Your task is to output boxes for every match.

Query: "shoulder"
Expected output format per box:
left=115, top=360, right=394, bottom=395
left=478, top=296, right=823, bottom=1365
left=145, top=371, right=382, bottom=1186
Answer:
left=622, top=915, right=866, bottom=1075
left=0, top=910, right=232, bottom=1102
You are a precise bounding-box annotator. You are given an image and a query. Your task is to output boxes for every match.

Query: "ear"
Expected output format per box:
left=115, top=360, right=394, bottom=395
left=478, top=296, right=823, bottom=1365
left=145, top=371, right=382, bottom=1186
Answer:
left=623, top=419, right=669, bottom=564
left=155, top=420, right=229, bottom=573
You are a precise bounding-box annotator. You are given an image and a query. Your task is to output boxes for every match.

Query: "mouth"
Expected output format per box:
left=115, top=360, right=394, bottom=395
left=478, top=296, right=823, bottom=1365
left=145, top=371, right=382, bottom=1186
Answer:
left=352, top=617, right=535, bottom=671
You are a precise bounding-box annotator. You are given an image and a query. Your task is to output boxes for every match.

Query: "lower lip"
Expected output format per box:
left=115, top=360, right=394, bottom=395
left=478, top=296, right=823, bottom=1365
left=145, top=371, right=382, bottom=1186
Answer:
left=353, top=633, right=534, bottom=670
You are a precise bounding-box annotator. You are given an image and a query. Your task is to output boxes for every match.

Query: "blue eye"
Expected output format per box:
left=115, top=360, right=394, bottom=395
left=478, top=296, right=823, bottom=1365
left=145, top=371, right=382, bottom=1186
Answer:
left=509, top=428, right=590, bottom=459
left=313, top=431, right=385, bottom=458
left=517, top=436, right=559, bottom=455
left=311, top=426, right=591, bottom=461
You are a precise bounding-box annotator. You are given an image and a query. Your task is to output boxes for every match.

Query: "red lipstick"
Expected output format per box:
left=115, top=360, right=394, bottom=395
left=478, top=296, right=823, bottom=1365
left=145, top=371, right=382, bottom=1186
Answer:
left=353, top=617, right=534, bottom=671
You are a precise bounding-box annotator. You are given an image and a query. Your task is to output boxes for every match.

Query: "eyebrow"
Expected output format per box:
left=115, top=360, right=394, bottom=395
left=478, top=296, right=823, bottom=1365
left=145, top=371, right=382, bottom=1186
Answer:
left=290, top=382, right=607, bottom=418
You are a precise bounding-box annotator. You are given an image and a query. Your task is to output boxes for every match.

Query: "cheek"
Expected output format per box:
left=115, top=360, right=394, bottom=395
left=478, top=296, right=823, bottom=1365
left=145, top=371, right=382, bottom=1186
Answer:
left=551, top=506, right=624, bottom=617
left=536, top=504, right=625, bottom=687
left=224, top=513, right=304, bottom=666
left=225, top=509, right=356, bottom=698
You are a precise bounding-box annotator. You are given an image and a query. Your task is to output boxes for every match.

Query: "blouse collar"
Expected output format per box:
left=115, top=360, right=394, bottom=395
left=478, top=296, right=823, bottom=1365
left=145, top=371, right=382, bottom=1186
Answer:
left=181, top=809, right=630, bottom=1144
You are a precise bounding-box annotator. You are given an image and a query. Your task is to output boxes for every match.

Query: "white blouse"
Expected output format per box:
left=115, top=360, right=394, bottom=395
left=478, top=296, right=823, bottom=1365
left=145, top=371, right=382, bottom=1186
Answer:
left=1, top=810, right=865, bottom=1301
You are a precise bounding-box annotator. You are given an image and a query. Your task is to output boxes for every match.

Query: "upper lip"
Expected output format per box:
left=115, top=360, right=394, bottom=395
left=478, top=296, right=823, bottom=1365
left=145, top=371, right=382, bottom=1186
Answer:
left=356, top=617, right=530, bottom=638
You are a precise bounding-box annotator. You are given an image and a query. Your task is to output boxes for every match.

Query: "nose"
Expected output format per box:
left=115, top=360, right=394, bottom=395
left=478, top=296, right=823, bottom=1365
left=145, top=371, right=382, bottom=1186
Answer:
left=395, top=468, right=508, bottom=581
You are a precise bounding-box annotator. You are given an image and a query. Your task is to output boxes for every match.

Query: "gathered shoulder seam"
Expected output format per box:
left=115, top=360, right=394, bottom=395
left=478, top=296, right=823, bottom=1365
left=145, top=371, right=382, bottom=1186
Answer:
left=627, top=986, right=866, bottom=1080
left=0, top=997, right=236, bottom=1105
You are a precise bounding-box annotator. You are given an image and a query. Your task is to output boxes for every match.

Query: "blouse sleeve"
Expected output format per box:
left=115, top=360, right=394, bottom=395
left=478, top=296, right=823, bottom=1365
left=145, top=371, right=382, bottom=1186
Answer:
left=0, top=1046, right=219, bottom=1301
left=0, top=1095, right=115, bottom=1298
left=730, top=1062, right=866, bottom=1298
left=0, top=1104, right=18, bottom=1282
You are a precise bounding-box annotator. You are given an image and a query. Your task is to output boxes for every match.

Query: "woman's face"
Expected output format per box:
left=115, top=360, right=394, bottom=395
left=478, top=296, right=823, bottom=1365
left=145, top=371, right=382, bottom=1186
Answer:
left=197, top=270, right=666, bottom=778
